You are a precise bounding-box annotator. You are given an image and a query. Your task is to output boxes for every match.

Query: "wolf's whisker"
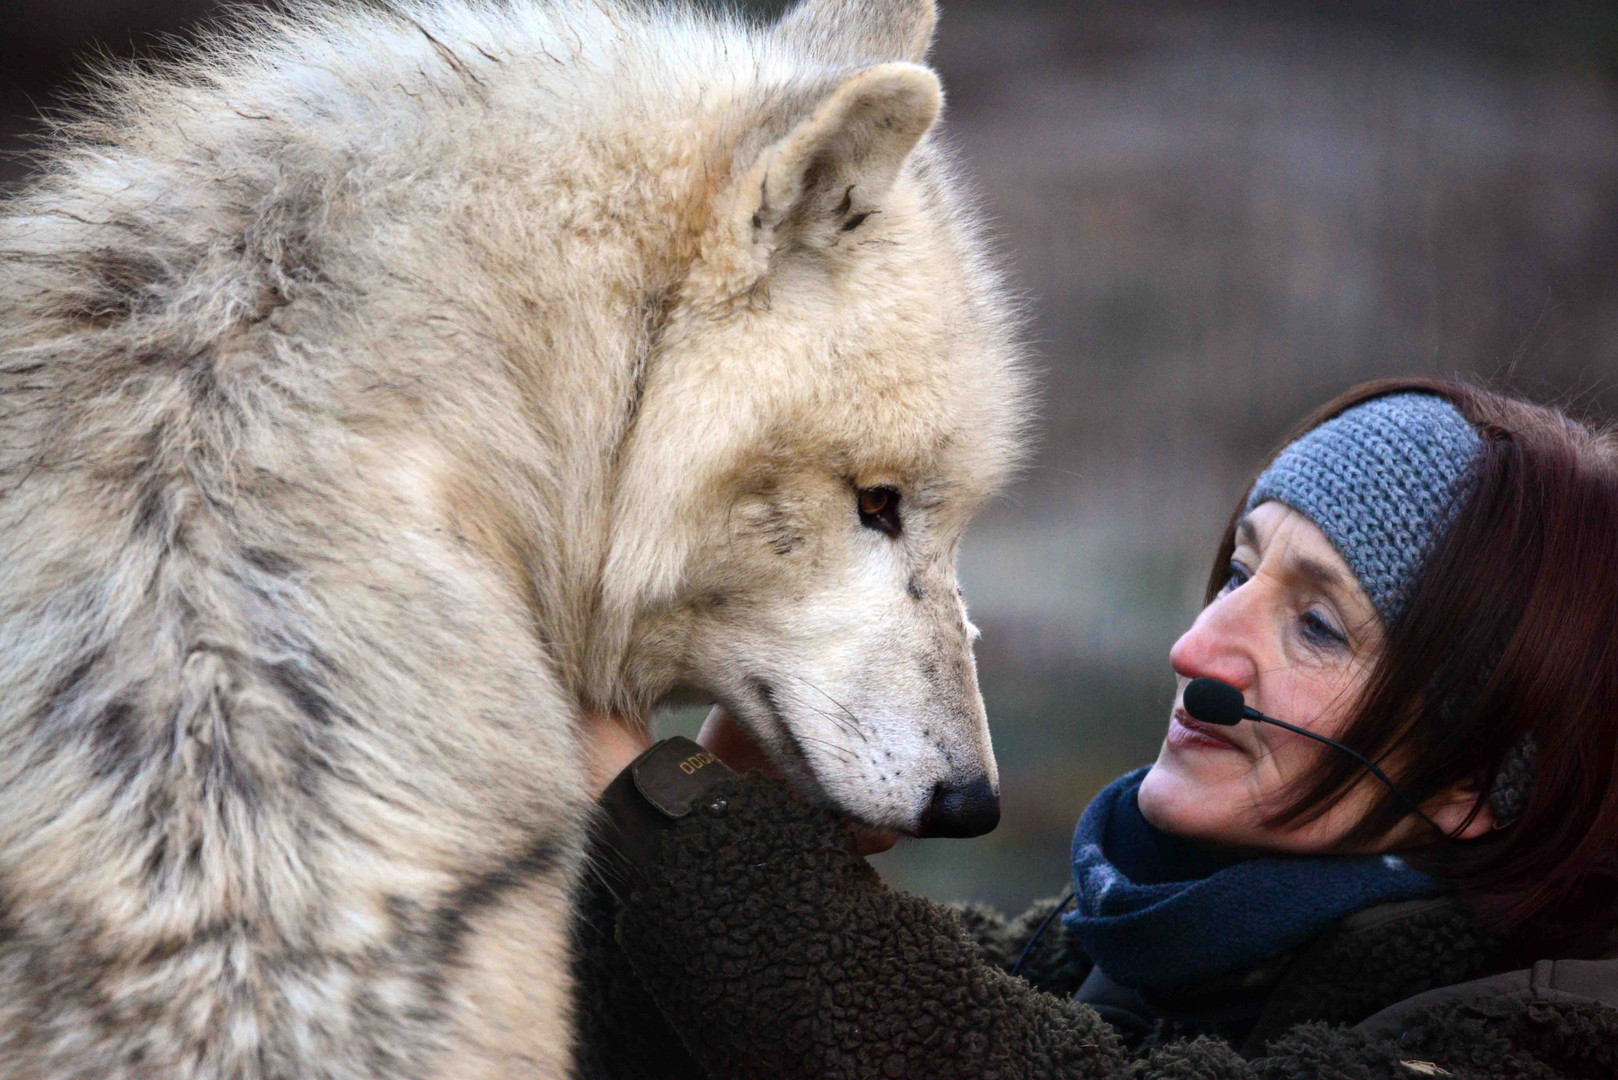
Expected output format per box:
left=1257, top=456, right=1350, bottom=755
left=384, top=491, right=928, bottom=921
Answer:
left=783, top=674, right=868, bottom=742
left=788, top=731, right=858, bottom=764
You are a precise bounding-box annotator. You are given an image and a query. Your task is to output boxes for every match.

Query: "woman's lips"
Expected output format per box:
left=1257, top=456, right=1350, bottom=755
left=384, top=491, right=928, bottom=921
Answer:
left=1169, top=708, right=1244, bottom=752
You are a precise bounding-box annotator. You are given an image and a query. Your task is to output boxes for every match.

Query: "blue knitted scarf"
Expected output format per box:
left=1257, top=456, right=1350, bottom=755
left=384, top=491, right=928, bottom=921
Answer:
left=1062, top=768, right=1446, bottom=994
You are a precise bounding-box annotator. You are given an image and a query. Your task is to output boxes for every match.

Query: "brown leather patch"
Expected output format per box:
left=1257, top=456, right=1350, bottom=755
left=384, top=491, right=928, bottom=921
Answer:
left=631, top=737, right=733, bottom=819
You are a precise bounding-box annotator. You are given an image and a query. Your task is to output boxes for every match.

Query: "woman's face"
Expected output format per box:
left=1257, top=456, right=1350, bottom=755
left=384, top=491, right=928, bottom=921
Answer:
left=1138, top=500, right=1397, bottom=853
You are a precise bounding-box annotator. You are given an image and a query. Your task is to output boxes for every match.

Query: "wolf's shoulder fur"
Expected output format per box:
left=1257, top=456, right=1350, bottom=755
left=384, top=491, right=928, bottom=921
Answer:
left=0, top=0, right=1027, bottom=1075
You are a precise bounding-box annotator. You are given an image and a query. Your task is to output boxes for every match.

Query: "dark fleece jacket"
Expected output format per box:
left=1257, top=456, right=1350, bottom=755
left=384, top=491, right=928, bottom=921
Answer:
left=573, top=774, right=1618, bottom=1080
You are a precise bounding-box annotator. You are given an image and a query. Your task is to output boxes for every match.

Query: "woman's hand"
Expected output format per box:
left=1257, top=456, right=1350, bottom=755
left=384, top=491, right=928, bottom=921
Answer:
left=698, top=707, right=900, bottom=856
left=695, top=706, right=777, bottom=776
left=585, top=705, right=901, bottom=856
left=582, top=710, right=654, bottom=796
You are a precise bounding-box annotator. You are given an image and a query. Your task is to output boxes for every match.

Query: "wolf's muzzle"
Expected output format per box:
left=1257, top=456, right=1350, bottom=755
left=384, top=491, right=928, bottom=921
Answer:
left=916, top=776, right=1000, bottom=838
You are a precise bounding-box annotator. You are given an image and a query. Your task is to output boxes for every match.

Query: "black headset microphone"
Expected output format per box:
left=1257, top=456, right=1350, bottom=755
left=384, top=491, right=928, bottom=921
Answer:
left=1181, top=676, right=1451, bottom=841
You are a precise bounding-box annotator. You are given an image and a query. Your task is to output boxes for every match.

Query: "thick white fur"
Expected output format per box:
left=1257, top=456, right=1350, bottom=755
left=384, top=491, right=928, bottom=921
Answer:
left=0, top=0, right=1028, bottom=1075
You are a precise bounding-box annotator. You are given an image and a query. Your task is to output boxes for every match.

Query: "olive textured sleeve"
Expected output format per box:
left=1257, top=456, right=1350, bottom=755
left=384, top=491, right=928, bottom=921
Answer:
left=572, top=852, right=708, bottom=1080
left=612, top=773, right=1604, bottom=1080
left=614, top=773, right=1137, bottom=1080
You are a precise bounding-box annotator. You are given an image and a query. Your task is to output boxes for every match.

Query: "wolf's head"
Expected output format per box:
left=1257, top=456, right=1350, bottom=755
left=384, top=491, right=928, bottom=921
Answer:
left=599, top=0, right=1029, bottom=838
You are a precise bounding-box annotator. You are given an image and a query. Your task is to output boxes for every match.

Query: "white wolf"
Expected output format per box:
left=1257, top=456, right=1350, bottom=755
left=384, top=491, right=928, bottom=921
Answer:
left=0, top=0, right=1027, bottom=1074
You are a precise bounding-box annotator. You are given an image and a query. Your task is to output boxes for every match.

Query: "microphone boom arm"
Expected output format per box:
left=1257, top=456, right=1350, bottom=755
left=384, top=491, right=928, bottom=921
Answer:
left=1248, top=711, right=1451, bottom=841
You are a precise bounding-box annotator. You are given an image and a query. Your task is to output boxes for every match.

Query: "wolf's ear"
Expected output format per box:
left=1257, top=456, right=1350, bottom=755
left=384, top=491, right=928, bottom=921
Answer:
left=774, top=0, right=938, bottom=63
left=736, top=63, right=940, bottom=263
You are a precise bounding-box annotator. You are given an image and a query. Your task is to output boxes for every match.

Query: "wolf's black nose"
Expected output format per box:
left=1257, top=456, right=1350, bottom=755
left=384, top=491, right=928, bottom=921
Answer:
left=917, top=776, right=1000, bottom=838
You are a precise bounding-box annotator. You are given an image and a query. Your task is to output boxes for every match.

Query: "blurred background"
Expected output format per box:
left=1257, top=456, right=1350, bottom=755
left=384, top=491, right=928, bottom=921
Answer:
left=5, top=0, right=1616, bottom=914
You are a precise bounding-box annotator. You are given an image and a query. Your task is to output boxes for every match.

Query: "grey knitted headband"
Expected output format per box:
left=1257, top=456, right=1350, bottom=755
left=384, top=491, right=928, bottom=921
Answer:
left=1245, top=392, right=1485, bottom=626
left=1244, top=392, right=1532, bottom=824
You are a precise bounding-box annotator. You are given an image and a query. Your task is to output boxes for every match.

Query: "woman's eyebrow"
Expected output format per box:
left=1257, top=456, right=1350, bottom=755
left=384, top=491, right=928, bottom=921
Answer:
left=1290, top=555, right=1347, bottom=592
left=1238, top=515, right=1364, bottom=611
left=1241, top=515, right=1352, bottom=593
left=1235, top=516, right=1258, bottom=549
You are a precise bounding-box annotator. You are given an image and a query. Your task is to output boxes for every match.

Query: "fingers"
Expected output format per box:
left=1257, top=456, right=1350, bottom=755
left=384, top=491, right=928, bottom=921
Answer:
left=851, top=826, right=901, bottom=856
left=696, top=707, right=778, bottom=776
left=582, top=710, right=654, bottom=796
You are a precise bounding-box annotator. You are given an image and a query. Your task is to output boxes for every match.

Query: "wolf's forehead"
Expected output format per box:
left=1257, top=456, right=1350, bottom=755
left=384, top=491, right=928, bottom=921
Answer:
left=745, top=370, right=1023, bottom=504
left=706, top=298, right=1024, bottom=500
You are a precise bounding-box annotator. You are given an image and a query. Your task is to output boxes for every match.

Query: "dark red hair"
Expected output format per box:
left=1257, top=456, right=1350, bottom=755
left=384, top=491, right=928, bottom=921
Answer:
left=1205, top=377, right=1618, bottom=958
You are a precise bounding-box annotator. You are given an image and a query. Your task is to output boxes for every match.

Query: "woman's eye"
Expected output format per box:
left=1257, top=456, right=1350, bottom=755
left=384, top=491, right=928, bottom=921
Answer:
left=857, top=486, right=902, bottom=539
left=1300, top=610, right=1348, bottom=650
left=1219, top=561, right=1250, bottom=594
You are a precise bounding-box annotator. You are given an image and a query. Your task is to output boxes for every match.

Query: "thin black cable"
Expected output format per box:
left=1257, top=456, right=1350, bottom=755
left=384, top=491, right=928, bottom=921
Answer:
left=1251, top=713, right=1453, bottom=842
left=1184, top=677, right=1456, bottom=843
left=1009, top=889, right=1076, bottom=979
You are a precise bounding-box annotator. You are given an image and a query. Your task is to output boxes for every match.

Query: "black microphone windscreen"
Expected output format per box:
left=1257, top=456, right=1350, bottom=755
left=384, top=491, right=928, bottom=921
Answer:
left=1183, top=677, right=1247, bottom=726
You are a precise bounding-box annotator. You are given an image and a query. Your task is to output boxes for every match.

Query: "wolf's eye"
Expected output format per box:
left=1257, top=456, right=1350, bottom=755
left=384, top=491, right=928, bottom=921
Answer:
left=857, top=486, right=902, bottom=539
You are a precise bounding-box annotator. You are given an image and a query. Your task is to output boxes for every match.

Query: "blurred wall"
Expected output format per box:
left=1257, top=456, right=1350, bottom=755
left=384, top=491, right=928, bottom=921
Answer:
left=876, top=0, right=1618, bottom=909
left=6, top=0, right=1617, bottom=913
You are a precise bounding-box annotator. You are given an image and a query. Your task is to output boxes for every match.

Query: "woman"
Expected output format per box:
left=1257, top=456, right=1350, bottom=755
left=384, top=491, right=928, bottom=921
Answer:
left=575, top=378, right=1618, bottom=1079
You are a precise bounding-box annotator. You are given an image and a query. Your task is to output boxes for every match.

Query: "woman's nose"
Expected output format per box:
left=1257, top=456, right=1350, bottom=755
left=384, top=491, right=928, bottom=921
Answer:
left=1169, top=590, right=1261, bottom=692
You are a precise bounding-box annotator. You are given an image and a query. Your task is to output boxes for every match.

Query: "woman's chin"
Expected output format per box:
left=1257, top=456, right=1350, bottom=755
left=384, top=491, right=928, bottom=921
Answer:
left=1135, top=765, right=1178, bottom=831
left=1137, top=758, right=1238, bottom=838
